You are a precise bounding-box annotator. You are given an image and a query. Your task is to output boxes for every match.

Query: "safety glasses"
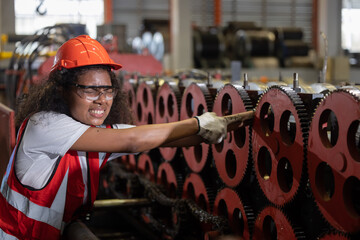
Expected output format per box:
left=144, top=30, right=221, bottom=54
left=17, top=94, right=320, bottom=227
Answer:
left=71, top=83, right=118, bottom=101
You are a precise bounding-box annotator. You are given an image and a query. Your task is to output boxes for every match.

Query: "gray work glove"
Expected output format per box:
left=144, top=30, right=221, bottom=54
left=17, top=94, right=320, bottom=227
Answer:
left=194, top=110, right=255, bottom=144
left=194, top=112, right=227, bottom=144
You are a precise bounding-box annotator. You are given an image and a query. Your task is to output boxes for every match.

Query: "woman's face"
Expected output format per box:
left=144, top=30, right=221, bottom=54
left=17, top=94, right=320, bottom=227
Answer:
left=67, top=68, right=113, bottom=126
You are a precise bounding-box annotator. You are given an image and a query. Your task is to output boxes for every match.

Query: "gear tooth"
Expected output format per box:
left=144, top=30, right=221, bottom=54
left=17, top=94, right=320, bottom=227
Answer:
left=337, top=86, right=360, bottom=102
left=317, top=229, right=352, bottom=240
left=254, top=88, right=268, bottom=112
left=206, top=188, right=217, bottom=211
left=213, top=84, right=226, bottom=100
left=237, top=194, right=256, bottom=239
left=310, top=89, right=333, bottom=121
left=215, top=181, right=228, bottom=191
left=282, top=208, right=307, bottom=239
left=253, top=205, right=306, bottom=239
left=192, top=82, right=214, bottom=113
left=285, top=211, right=307, bottom=239
left=233, top=84, right=255, bottom=111
left=164, top=80, right=183, bottom=118
left=175, top=173, right=185, bottom=198
left=301, top=123, right=309, bottom=129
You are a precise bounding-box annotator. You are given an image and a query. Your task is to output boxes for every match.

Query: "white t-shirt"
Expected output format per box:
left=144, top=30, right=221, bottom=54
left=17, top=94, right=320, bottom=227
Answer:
left=15, top=111, right=135, bottom=189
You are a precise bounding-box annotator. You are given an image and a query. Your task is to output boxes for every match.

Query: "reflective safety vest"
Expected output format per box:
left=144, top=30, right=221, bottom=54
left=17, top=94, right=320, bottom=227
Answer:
left=0, top=118, right=111, bottom=239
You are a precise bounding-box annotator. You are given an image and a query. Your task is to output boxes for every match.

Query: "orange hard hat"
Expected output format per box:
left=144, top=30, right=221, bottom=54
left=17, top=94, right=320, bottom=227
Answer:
left=51, top=35, right=122, bottom=72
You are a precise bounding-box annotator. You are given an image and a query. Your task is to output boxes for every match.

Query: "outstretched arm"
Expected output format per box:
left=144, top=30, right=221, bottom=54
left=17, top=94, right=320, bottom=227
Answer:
left=71, top=110, right=255, bottom=152
left=71, top=117, right=199, bottom=153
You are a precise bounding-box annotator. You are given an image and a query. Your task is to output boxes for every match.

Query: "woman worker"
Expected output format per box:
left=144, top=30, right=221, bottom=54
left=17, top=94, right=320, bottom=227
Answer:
left=0, top=35, right=254, bottom=240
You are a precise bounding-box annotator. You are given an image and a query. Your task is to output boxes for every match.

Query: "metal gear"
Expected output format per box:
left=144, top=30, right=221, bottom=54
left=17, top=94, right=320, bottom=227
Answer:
left=182, top=172, right=218, bottom=235
left=212, top=83, right=254, bottom=187
left=182, top=173, right=213, bottom=214
left=252, top=85, right=309, bottom=206
left=156, top=162, right=182, bottom=198
left=252, top=205, right=305, bottom=239
left=213, top=187, right=254, bottom=239
left=120, top=154, right=137, bottom=172
left=135, top=80, right=157, bottom=125
left=122, top=78, right=137, bottom=122
left=137, top=152, right=157, bottom=182
left=155, top=81, right=182, bottom=161
left=307, top=88, right=360, bottom=233
left=180, top=82, right=213, bottom=173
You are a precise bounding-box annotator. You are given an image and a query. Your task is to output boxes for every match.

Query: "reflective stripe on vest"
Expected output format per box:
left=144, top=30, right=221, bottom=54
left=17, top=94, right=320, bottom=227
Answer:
left=77, top=151, right=89, bottom=204
left=1, top=169, right=68, bottom=230
left=0, top=118, right=111, bottom=239
left=0, top=227, right=19, bottom=240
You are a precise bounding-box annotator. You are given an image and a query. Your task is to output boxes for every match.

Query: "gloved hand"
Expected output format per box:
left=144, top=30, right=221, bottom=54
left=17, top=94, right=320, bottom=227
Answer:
left=194, top=110, right=255, bottom=144
left=194, top=112, right=227, bottom=144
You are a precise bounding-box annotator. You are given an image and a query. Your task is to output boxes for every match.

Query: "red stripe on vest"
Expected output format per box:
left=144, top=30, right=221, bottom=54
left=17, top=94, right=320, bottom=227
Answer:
left=63, top=151, right=85, bottom=222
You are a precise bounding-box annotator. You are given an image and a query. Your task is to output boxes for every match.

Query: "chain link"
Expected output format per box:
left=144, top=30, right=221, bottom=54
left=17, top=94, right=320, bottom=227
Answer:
left=106, top=161, right=228, bottom=234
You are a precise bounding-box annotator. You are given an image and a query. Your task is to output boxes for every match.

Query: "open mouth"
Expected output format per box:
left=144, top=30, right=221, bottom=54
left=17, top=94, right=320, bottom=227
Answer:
left=89, top=109, right=105, bottom=118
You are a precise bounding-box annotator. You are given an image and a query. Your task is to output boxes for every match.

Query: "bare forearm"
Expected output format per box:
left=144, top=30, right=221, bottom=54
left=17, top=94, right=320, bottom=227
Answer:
left=131, top=118, right=199, bottom=151
left=160, top=135, right=203, bottom=147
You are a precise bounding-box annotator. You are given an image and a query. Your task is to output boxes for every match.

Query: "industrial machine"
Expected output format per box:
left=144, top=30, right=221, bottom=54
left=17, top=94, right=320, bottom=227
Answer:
left=0, top=25, right=359, bottom=240
left=89, top=70, right=360, bottom=240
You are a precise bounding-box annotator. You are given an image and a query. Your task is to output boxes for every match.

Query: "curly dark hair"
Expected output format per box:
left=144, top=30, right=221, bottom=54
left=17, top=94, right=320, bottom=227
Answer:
left=15, top=65, right=134, bottom=127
